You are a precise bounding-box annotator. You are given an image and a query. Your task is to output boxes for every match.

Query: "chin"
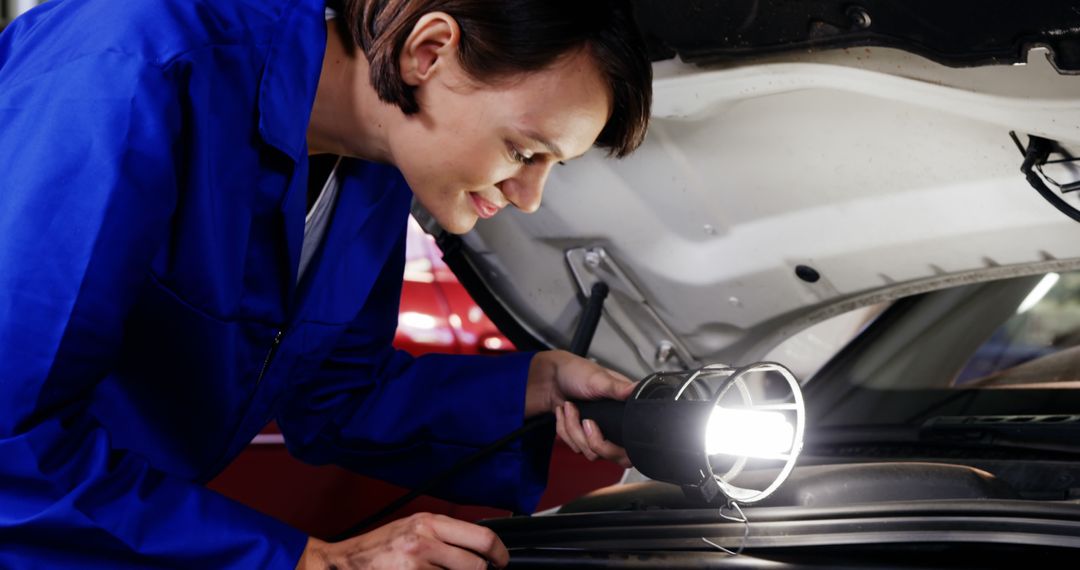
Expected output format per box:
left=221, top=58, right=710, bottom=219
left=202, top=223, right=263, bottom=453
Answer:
left=413, top=194, right=477, bottom=234
left=435, top=211, right=478, bottom=235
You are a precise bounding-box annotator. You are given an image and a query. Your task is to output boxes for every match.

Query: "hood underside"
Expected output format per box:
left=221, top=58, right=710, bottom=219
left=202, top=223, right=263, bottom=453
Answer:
left=425, top=22, right=1080, bottom=380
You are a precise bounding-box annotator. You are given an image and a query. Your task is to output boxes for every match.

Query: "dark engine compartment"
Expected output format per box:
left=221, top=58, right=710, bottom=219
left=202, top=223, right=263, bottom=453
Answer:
left=558, top=461, right=1019, bottom=514
left=485, top=461, right=1080, bottom=568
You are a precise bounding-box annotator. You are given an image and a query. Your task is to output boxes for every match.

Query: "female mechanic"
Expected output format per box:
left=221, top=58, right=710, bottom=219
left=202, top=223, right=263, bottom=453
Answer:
left=0, top=0, right=652, bottom=567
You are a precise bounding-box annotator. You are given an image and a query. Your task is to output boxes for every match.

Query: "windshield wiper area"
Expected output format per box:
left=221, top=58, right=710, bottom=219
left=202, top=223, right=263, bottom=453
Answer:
left=808, top=416, right=1080, bottom=458
left=919, top=414, right=1080, bottom=455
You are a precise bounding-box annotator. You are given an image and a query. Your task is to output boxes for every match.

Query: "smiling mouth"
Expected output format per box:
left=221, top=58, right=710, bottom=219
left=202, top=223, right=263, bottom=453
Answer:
left=469, top=193, right=501, bottom=219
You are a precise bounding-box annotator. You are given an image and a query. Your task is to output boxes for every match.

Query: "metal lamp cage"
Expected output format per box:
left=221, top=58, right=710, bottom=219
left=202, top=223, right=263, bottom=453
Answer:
left=630, top=362, right=806, bottom=504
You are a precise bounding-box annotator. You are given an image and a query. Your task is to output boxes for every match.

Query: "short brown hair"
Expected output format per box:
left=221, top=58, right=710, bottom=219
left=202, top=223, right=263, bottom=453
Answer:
left=336, top=0, right=652, bottom=157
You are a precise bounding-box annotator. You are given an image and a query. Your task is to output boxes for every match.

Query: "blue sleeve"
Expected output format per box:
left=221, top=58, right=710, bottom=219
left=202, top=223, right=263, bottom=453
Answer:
left=277, top=236, right=554, bottom=515
left=0, top=53, right=307, bottom=568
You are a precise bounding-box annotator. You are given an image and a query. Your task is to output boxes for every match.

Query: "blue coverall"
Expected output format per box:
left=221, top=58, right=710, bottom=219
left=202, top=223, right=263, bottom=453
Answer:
left=0, top=0, right=550, bottom=566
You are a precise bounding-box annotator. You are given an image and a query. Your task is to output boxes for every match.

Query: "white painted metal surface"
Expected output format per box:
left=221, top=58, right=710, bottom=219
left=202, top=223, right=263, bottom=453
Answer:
left=8, top=0, right=43, bottom=19
left=462, top=46, right=1080, bottom=377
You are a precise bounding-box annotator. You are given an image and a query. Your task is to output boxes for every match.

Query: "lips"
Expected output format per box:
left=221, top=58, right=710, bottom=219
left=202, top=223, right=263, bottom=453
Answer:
left=469, top=193, right=501, bottom=219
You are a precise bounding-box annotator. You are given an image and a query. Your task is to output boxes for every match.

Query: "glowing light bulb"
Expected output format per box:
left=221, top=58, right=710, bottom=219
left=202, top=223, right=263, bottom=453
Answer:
left=705, top=407, right=794, bottom=457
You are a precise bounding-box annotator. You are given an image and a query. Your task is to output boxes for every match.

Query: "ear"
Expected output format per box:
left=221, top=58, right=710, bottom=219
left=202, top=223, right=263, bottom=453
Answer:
left=399, top=12, right=461, bottom=87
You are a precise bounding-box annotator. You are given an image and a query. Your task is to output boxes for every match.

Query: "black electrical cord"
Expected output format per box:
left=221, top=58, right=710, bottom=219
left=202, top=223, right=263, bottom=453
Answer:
left=569, top=282, right=610, bottom=355
left=1012, top=131, right=1080, bottom=224
left=331, top=414, right=556, bottom=541
left=331, top=280, right=611, bottom=541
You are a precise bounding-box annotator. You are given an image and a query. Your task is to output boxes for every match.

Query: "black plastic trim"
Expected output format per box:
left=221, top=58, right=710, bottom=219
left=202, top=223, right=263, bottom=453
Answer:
left=485, top=500, right=1080, bottom=552
left=505, top=542, right=1078, bottom=569
left=632, top=0, right=1080, bottom=72
left=505, top=549, right=796, bottom=568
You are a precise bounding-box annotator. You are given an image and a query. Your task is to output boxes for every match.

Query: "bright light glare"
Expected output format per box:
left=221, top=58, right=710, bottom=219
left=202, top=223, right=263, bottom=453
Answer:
left=705, top=407, right=794, bottom=457
left=399, top=312, right=438, bottom=330
left=1017, top=273, right=1059, bottom=314
left=403, top=259, right=435, bottom=283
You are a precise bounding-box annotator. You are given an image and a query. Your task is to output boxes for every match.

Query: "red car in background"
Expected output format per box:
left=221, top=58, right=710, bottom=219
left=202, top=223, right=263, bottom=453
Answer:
left=209, top=218, right=622, bottom=539
left=394, top=216, right=513, bottom=356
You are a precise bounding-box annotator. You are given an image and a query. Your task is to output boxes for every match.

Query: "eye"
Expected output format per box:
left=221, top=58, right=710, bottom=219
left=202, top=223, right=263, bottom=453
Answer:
left=508, top=144, right=537, bottom=166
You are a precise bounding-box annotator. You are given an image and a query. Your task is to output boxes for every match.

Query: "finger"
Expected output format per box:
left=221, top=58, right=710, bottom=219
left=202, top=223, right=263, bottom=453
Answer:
left=555, top=405, right=581, bottom=454
left=601, top=369, right=637, bottom=399
left=587, top=368, right=636, bottom=401
left=389, top=533, right=479, bottom=570
left=583, top=419, right=631, bottom=465
left=427, top=515, right=510, bottom=568
left=562, top=401, right=597, bottom=460
left=421, top=536, right=495, bottom=570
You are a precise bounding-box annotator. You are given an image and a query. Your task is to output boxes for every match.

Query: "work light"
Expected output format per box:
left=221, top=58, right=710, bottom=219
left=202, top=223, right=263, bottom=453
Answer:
left=578, top=362, right=805, bottom=504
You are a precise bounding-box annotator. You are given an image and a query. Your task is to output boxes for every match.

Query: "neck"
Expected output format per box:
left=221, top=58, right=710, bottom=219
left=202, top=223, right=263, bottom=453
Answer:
left=307, top=20, right=396, bottom=162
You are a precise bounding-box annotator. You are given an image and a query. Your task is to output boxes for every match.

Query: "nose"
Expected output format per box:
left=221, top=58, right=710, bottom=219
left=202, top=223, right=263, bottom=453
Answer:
left=501, top=164, right=550, bottom=214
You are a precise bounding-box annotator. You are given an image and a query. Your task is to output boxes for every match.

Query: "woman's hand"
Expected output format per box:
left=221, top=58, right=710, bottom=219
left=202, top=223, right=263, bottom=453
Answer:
left=525, top=350, right=636, bottom=467
left=297, top=513, right=509, bottom=569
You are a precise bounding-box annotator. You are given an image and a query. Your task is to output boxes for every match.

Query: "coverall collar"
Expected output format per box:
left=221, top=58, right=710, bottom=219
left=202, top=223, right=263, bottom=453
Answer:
left=257, top=0, right=328, bottom=162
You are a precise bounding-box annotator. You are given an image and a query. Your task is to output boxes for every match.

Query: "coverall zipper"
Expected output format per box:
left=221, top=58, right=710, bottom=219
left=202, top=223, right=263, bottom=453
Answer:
left=256, top=329, right=285, bottom=386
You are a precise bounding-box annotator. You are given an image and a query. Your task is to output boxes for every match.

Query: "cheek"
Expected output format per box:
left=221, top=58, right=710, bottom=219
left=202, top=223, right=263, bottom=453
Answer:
left=454, top=150, right=506, bottom=187
left=391, top=105, right=513, bottom=200
left=426, top=139, right=510, bottom=192
left=430, top=106, right=513, bottom=186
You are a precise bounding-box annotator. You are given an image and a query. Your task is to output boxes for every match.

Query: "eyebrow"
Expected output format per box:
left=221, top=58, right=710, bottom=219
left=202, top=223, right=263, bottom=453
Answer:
left=519, top=129, right=566, bottom=160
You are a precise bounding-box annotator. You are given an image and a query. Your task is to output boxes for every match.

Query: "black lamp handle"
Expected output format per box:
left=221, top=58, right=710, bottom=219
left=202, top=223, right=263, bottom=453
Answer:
left=572, top=399, right=626, bottom=448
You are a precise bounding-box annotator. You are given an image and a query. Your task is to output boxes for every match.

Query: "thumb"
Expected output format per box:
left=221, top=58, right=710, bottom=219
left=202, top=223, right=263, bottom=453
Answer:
left=615, top=379, right=636, bottom=400
left=604, top=370, right=637, bottom=401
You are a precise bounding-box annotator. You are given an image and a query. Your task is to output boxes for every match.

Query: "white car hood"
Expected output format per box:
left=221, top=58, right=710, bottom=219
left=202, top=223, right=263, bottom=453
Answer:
left=447, top=46, right=1080, bottom=378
